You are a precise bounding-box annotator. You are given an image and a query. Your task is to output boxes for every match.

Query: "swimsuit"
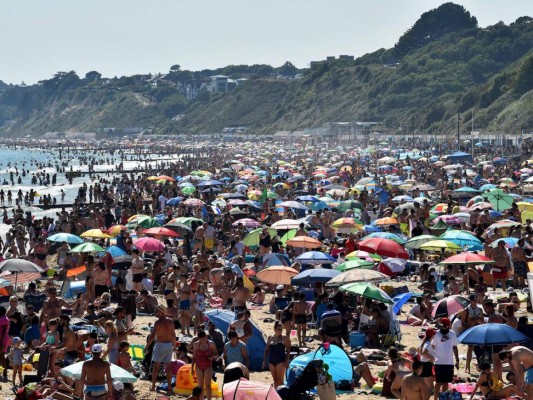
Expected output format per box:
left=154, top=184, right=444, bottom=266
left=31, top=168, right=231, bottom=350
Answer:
left=84, top=384, right=107, bottom=399
left=64, top=350, right=79, bottom=366
left=295, top=313, right=307, bottom=324
left=179, top=299, right=191, bottom=310
left=195, top=346, right=212, bottom=370
left=268, top=338, right=286, bottom=366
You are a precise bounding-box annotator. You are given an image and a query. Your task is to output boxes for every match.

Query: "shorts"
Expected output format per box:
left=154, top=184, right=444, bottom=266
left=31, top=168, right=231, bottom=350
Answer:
left=420, top=361, right=434, bottom=378
left=84, top=385, right=107, bottom=398
left=204, top=238, right=214, bottom=249
left=94, top=284, right=109, bottom=297
left=434, top=364, right=454, bottom=383
left=163, top=289, right=174, bottom=295
left=526, top=367, right=533, bottom=384
left=132, top=273, right=143, bottom=283
left=513, top=261, right=528, bottom=277
left=492, top=267, right=507, bottom=280
left=152, top=342, right=173, bottom=364
left=179, top=299, right=191, bottom=310
left=295, top=314, right=307, bottom=324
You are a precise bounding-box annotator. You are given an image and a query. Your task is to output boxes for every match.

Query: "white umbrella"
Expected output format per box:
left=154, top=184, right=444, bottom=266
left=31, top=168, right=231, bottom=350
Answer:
left=0, top=259, right=43, bottom=288
left=325, top=269, right=389, bottom=287
left=271, top=219, right=301, bottom=230
left=61, top=360, right=137, bottom=383
left=280, top=201, right=308, bottom=210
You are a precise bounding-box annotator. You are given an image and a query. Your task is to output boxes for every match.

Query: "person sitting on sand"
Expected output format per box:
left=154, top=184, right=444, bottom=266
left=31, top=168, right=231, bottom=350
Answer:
left=469, top=362, right=526, bottom=399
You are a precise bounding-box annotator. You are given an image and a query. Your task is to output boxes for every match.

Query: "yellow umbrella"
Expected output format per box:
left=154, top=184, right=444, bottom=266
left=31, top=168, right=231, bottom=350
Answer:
left=419, top=240, right=462, bottom=252
left=80, top=229, right=113, bottom=239
left=147, top=176, right=160, bottom=181
left=516, top=202, right=533, bottom=212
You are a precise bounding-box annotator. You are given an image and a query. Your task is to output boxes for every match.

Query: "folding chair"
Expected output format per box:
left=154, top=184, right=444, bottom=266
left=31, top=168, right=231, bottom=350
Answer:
left=380, top=319, right=401, bottom=347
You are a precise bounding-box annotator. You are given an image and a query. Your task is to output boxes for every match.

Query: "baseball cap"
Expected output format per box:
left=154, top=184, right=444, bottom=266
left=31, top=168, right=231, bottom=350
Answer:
left=440, top=317, right=451, bottom=327
left=469, top=294, right=477, bottom=301
left=276, top=285, right=284, bottom=291
left=91, top=344, right=103, bottom=353
left=12, top=337, right=21, bottom=345
left=424, top=328, right=436, bottom=338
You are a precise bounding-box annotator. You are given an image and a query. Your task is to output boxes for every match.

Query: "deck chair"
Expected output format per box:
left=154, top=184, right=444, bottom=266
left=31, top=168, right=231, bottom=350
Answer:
left=380, top=319, right=402, bottom=347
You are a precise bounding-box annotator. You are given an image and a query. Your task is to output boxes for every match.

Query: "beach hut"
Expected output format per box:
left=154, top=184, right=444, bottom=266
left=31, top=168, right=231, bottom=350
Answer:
left=205, top=309, right=266, bottom=371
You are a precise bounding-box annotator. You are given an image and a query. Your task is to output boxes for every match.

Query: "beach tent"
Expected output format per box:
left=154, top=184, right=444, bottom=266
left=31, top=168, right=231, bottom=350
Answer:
left=205, top=309, right=266, bottom=371
left=286, top=344, right=354, bottom=384
left=223, top=378, right=281, bottom=400
left=60, top=277, right=118, bottom=299
left=447, top=151, right=473, bottom=163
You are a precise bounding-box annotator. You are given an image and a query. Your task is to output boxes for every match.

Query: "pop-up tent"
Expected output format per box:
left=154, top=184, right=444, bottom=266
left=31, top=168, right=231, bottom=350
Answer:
left=60, top=276, right=118, bottom=299
left=223, top=378, right=281, bottom=400
left=286, top=344, right=354, bottom=384
left=205, top=309, right=266, bottom=371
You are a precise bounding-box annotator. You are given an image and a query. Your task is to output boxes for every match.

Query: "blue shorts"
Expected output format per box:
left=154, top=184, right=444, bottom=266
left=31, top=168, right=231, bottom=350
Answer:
left=152, top=342, right=173, bottom=364
left=179, top=299, right=191, bottom=310
left=526, top=367, right=533, bottom=384
left=85, top=385, right=107, bottom=397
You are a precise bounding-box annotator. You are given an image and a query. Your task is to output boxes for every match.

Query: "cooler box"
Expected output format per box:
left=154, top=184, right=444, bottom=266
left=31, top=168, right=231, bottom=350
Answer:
left=349, top=332, right=365, bottom=349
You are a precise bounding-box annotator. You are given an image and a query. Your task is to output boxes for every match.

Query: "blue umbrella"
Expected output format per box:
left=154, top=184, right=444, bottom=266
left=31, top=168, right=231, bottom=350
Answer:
left=363, top=225, right=381, bottom=233
left=392, top=292, right=414, bottom=315
left=294, top=251, right=337, bottom=265
left=489, top=237, right=518, bottom=248
left=479, top=184, right=497, bottom=192
left=166, top=196, right=184, bottom=206
left=296, top=195, right=319, bottom=202
left=47, top=233, right=84, bottom=244
left=105, top=246, right=127, bottom=258
left=440, top=230, right=482, bottom=248
left=458, top=323, right=529, bottom=346
left=197, top=179, right=224, bottom=187
left=310, top=201, right=330, bottom=211
left=291, top=269, right=341, bottom=285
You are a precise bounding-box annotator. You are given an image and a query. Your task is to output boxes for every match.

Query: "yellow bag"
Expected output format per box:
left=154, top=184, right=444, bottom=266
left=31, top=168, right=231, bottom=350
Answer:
left=488, top=371, right=504, bottom=391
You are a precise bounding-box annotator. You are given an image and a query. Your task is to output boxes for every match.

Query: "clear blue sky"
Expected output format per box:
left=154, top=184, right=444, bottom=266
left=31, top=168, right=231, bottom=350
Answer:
left=1, top=0, right=532, bottom=84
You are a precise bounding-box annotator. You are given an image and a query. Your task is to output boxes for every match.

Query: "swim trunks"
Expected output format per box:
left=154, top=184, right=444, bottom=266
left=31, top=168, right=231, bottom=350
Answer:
left=152, top=342, right=173, bottom=364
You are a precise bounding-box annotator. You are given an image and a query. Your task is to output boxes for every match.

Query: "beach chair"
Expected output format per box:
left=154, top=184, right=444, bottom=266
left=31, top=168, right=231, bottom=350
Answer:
left=380, top=319, right=402, bottom=347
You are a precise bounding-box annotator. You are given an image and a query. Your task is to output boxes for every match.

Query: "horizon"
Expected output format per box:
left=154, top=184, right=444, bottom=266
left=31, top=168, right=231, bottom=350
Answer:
left=1, top=0, right=532, bottom=85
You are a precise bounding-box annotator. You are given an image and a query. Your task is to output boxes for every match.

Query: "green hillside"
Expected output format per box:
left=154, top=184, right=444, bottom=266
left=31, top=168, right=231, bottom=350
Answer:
left=1, top=3, right=533, bottom=136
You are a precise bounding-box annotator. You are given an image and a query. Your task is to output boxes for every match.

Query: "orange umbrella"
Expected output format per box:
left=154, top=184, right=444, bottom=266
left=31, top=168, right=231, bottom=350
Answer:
left=286, top=236, right=322, bottom=249
left=66, top=265, right=87, bottom=277
left=157, top=175, right=176, bottom=182
left=256, top=266, right=299, bottom=285
left=374, top=217, right=399, bottom=226
left=141, top=227, right=180, bottom=237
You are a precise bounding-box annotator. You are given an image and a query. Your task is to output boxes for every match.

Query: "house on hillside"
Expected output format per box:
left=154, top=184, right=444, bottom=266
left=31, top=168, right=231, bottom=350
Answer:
left=201, top=75, right=240, bottom=93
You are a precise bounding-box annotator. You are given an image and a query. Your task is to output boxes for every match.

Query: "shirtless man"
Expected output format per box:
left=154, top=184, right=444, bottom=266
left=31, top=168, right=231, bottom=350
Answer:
left=91, top=262, right=109, bottom=299
left=147, top=305, right=176, bottom=392
left=401, top=360, right=430, bottom=400
left=114, top=307, right=135, bottom=342
left=499, top=347, right=533, bottom=398
left=77, top=344, right=113, bottom=400
left=230, top=277, right=250, bottom=316
left=491, top=240, right=510, bottom=291
left=208, top=264, right=224, bottom=296
left=292, top=292, right=309, bottom=347
left=40, top=288, right=71, bottom=325
left=178, top=274, right=192, bottom=336
left=60, top=315, right=79, bottom=366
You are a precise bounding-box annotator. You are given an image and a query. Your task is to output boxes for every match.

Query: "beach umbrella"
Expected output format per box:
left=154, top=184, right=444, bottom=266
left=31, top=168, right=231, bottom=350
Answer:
left=279, top=229, right=297, bottom=245
left=330, top=217, right=363, bottom=231
left=80, top=229, right=113, bottom=239
left=296, top=195, right=319, bottom=202
left=134, top=237, right=165, bottom=252
left=392, top=195, right=414, bottom=202
left=440, top=253, right=494, bottom=265
left=106, top=225, right=128, bottom=236
left=256, top=266, right=299, bottom=285
left=337, top=200, right=364, bottom=211
left=458, top=323, right=529, bottom=346
left=407, top=184, right=436, bottom=192
left=181, top=186, right=196, bottom=194
left=487, top=219, right=521, bottom=230
left=241, top=228, right=277, bottom=247
left=345, top=250, right=381, bottom=261
left=47, top=233, right=84, bottom=244
left=432, top=295, right=469, bottom=317
left=126, top=215, right=162, bottom=229
left=0, top=259, right=43, bottom=288
left=166, top=196, right=184, bottom=206
left=325, top=269, right=389, bottom=286
left=439, top=231, right=482, bottom=248
left=156, top=175, right=176, bottom=182
left=432, top=215, right=462, bottom=225
left=271, top=219, right=301, bottom=230
left=197, top=179, right=224, bottom=187
left=335, top=259, right=375, bottom=271
left=141, top=227, right=180, bottom=237
left=357, top=238, right=409, bottom=259
left=222, top=378, right=281, bottom=400
left=280, top=201, right=308, bottom=210
left=340, top=282, right=393, bottom=304
left=182, top=198, right=205, bottom=207
left=374, top=217, right=398, bottom=226
left=286, top=236, right=322, bottom=249
left=232, top=218, right=260, bottom=228
left=170, top=217, right=204, bottom=226
left=479, top=184, right=497, bottom=192
left=379, top=258, right=408, bottom=276
left=291, top=269, right=341, bottom=285
left=229, top=208, right=248, bottom=219
left=61, top=360, right=137, bottom=383
left=71, top=243, right=106, bottom=253
left=419, top=240, right=462, bottom=252
left=105, top=246, right=127, bottom=259
left=294, top=251, right=336, bottom=265
left=392, top=293, right=414, bottom=315
left=489, top=237, right=518, bottom=248
left=0, top=271, right=41, bottom=286
left=364, top=232, right=406, bottom=244
left=482, top=189, right=514, bottom=211
left=469, top=202, right=493, bottom=211
left=164, top=221, right=193, bottom=236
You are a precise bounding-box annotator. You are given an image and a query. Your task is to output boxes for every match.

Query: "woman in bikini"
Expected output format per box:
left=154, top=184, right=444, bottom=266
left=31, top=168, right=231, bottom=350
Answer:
left=262, top=321, right=291, bottom=388
left=384, top=347, right=412, bottom=399
left=191, top=330, right=218, bottom=400
left=469, top=362, right=526, bottom=399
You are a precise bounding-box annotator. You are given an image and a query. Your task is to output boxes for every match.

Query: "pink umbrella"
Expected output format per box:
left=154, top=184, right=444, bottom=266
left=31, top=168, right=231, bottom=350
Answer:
left=0, top=271, right=41, bottom=285
left=134, top=237, right=165, bottom=252
left=432, top=215, right=462, bottom=225
left=182, top=198, right=205, bottom=207
left=223, top=378, right=282, bottom=400
left=232, top=218, right=260, bottom=228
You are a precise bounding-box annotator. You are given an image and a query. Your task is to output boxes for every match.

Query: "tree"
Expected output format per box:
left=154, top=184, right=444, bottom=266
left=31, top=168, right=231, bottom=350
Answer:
left=278, top=61, right=298, bottom=77
left=170, top=64, right=181, bottom=72
left=514, top=55, right=533, bottom=95
left=85, top=71, right=102, bottom=82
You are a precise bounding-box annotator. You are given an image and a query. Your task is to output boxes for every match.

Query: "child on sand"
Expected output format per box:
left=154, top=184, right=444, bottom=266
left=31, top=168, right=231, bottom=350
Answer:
left=9, top=336, right=24, bottom=387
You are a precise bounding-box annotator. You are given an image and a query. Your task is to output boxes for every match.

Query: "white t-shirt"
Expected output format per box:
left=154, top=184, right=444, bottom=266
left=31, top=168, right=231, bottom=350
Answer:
left=420, top=341, right=435, bottom=362
left=431, top=329, right=459, bottom=365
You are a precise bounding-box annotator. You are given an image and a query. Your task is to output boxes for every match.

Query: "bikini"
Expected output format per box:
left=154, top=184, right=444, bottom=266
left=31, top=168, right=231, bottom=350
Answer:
left=268, top=336, right=286, bottom=366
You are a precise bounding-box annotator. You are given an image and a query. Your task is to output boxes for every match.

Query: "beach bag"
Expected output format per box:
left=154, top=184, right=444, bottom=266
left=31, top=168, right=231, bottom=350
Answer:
left=438, top=390, right=463, bottom=400
left=317, top=381, right=336, bottom=400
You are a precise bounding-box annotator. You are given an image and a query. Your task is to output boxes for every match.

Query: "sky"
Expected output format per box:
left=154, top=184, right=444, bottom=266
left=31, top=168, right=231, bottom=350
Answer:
left=0, top=0, right=532, bottom=84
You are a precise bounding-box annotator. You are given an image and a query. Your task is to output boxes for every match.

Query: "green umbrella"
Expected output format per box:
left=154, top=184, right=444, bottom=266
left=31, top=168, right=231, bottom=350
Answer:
left=340, top=282, right=393, bottom=304
left=405, top=235, right=438, bottom=250
left=181, top=186, right=196, bottom=194
left=126, top=215, right=162, bottom=229
left=336, top=259, right=375, bottom=272
left=242, top=227, right=277, bottom=247
left=70, top=243, right=106, bottom=253
left=172, top=217, right=204, bottom=226
left=482, top=189, right=514, bottom=211
left=337, top=200, right=364, bottom=212
left=280, top=229, right=297, bottom=245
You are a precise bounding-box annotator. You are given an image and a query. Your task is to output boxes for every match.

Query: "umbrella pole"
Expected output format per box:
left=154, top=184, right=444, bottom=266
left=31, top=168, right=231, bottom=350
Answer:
left=14, top=272, right=18, bottom=293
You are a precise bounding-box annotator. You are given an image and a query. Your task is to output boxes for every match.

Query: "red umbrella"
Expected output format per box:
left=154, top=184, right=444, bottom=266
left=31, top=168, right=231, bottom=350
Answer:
left=357, top=238, right=409, bottom=259
left=141, top=227, right=180, bottom=237
left=440, top=253, right=494, bottom=265
left=134, top=237, right=165, bottom=252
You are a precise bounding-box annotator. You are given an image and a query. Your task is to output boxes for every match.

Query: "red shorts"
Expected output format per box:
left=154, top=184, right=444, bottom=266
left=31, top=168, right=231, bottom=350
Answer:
left=492, top=267, right=507, bottom=279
